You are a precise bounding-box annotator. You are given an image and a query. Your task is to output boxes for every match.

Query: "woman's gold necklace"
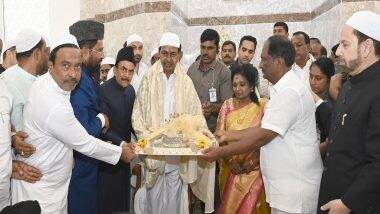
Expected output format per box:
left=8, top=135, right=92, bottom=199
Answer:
left=236, top=100, right=251, bottom=124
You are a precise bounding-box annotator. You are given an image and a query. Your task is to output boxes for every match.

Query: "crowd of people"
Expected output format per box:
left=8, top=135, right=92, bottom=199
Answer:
left=0, top=9, right=379, bottom=214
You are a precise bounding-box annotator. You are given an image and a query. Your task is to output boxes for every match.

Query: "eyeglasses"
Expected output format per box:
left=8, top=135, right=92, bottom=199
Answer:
left=91, top=49, right=104, bottom=57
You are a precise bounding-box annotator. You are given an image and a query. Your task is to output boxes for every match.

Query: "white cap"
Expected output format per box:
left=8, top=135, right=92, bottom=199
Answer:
left=101, top=57, right=116, bottom=66
left=126, top=33, right=143, bottom=46
left=43, top=35, right=51, bottom=48
left=159, top=32, right=180, bottom=48
left=3, top=39, right=16, bottom=52
left=346, top=11, right=380, bottom=41
left=15, top=28, right=42, bottom=53
left=150, top=47, right=159, bottom=58
left=51, top=31, right=79, bottom=52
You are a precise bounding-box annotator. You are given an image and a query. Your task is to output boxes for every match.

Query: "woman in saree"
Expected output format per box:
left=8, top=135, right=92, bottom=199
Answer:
left=217, top=64, right=270, bottom=214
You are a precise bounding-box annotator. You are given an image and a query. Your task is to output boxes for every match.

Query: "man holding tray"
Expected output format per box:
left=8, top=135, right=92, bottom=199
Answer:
left=132, top=32, right=217, bottom=214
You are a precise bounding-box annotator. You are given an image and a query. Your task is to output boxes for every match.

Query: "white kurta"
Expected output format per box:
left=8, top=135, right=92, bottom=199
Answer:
left=11, top=72, right=123, bottom=214
left=0, top=80, right=12, bottom=210
left=135, top=71, right=189, bottom=214
left=130, top=62, right=149, bottom=92
left=1, top=65, right=37, bottom=131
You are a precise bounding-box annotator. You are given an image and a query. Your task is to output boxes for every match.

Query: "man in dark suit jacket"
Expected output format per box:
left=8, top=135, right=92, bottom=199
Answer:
left=318, top=11, right=380, bottom=214
left=98, top=46, right=136, bottom=214
left=68, top=20, right=109, bottom=214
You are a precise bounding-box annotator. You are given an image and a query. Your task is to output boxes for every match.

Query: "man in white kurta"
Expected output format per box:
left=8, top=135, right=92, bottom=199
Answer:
left=1, top=29, right=48, bottom=132
left=133, top=32, right=216, bottom=214
left=0, top=80, right=12, bottom=210
left=11, top=33, right=135, bottom=214
left=107, top=33, right=149, bottom=91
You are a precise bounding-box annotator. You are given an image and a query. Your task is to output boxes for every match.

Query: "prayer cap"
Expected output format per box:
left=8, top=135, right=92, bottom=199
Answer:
left=159, top=32, right=180, bottom=48
left=51, top=31, right=79, bottom=53
left=69, top=20, right=104, bottom=42
left=115, top=46, right=135, bottom=65
left=150, top=47, right=159, bottom=58
left=3, top=39, right=16, bottom=52
left=101, top=57, right=116, bottom=66
left=126, top=33, right=143, bottom=46
left=15, top=28, right=42, bottom=53
left=346, top=11, right=380, bottom=41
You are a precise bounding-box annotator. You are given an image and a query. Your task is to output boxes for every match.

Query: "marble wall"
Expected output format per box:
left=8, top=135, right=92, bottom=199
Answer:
left=80, top=0, right=380, bottom=67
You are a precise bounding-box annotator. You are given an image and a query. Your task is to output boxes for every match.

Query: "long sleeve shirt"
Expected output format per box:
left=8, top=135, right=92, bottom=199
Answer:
left=1, top=65, right=37, bottom=131
left=11, top=72, right=122, bottom=214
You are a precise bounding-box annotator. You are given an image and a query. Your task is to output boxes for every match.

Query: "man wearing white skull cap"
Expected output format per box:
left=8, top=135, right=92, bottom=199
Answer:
left=1, top=28, right=48, bottom=132
left=318, top=11, right=380, bottom=214
left=123, top=33, right=149, bottom=91
left=150, top=47, right=160, bottom=65
left=100, top=56, right=115, bottom=83
left=133, top=32, right=217, bottom=214
left=11, top=32, right=135, bottom=214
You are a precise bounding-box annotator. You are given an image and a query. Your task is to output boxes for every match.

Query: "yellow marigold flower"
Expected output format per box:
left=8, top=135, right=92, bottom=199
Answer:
left=196, top=138, right=208, bottom=149
left=137, top=139, right=149, bottom=148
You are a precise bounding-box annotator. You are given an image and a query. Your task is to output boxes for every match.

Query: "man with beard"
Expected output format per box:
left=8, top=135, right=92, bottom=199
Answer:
left=1, top=28, right=48, bottom=132
left=68, top=20, right=110, bottom=214
left=100, top=56, right=115, bottom=84
left=220, top=40, right=236, bottom=67
left=11, top=32, right=135, bottom=214
left=318, top=11, right=380, bottom=214
left=124, top=33, right=149, bottom=91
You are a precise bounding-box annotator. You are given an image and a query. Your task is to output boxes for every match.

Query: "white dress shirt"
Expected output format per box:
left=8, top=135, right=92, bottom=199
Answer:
left=0, top=80, right=12, bottom=210
left=260, top=70, right=323, bottom=213
left=11, top=72, right=123, bottom=214
left=292, top=54, right=315, bottom=91
left=131, top=62, right=149, bottom=92
left=1, top=65, right=37, bottom=131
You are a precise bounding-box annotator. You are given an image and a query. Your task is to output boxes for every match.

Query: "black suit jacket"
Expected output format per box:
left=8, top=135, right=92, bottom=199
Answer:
left=318, top=61, right=380, bottom=213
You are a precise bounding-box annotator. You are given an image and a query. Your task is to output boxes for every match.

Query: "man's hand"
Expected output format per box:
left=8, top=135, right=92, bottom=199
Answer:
left=201, top=146, right=223, bottom=162
left=329, top=74, right=342, bottom=102
left=120, top=144, right=136, bottom=163
left=215, top=130, right=242, bottom=145
left=321, top=199, right=351, bottom=214
left=102, top=113, right=110, bottom=134
left=202, top=102, right=212, bottom=119
left=12, top=131, right=35, bottom=157
left=12, top=160, right=42, bottom=183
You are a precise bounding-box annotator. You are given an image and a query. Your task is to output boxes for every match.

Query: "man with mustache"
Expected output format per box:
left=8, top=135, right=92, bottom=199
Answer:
left=133, top=32, right=216, bottom=214
left=318, top=11, right=380, bottom=214
left=98, top=46, right=136, bottom=214
left=187, top=28, right=232, bottom=212
left=291, top=31, right=315, bottom=90
left=124, top=33, right=149, bottom=92
left=11, top=32, right=135, bottom=214
left=220, top=40, right=236, bottom=68
left=188, top=28, right=233, bottom=133
left=68, top=20, right=110, bottom=214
